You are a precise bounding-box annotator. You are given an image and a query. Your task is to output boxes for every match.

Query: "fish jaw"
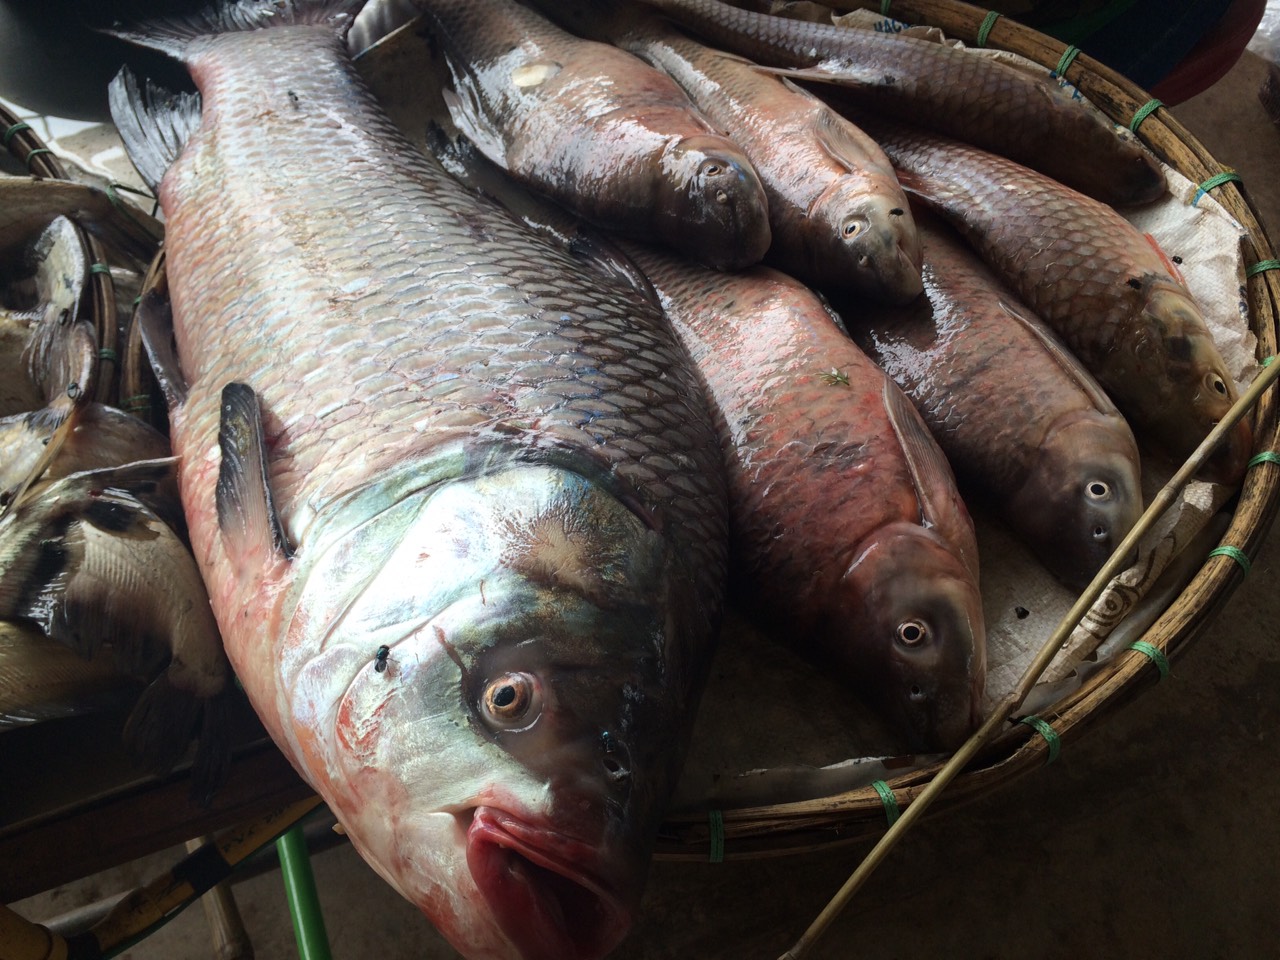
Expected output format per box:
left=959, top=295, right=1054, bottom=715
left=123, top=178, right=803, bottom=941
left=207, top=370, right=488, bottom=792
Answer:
left=804, top=177, right=923, bottom=303
left=1011, top=410, right=1144, bottom=589
left=467, top=806, right=636, bottom=960
left=255, top=465, right=691, bottom=959
left=831, top=522, right=986, bottom=751
left=1127, top=284, right=1250, bottom=484
left=657, top=133, right=771, bottom=269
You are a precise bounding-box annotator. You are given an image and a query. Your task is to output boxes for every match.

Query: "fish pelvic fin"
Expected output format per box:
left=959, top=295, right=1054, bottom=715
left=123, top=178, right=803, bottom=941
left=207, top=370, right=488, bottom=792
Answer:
left=101, top=0, right=369, bottom=60
left=109, top=68, right=203, bottom=194
left=216, top=383, right=294, bottom=566
left=137, top=287, right=189, bottom=409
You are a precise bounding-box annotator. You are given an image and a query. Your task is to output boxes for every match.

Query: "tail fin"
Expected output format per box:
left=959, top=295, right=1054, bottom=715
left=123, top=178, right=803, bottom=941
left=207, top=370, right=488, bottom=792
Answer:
left=104, top=0, right=369, bottom=60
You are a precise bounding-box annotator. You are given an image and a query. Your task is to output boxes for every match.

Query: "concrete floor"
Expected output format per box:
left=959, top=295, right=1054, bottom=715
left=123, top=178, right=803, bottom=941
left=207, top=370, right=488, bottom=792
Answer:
left=12, top=42, right=1280, bottom=960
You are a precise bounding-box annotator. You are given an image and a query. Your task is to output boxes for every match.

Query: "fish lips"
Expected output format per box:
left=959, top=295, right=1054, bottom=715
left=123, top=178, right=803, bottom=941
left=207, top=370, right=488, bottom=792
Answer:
left=466, top=805, right=635, bottom=960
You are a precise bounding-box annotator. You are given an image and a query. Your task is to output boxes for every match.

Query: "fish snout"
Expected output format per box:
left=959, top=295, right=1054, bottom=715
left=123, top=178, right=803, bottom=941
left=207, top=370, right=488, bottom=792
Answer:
left=660, top=134, right=771, bottom=269
left=817, top=187, right=923, bottom=302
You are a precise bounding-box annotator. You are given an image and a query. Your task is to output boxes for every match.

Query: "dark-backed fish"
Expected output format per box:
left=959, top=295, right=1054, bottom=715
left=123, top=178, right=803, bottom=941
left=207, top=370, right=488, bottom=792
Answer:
left=852, top=213, right=1144, bottom=588
left=631, top=0, right=1167, bottom=206
left=415, top=0, right=773, bottom=270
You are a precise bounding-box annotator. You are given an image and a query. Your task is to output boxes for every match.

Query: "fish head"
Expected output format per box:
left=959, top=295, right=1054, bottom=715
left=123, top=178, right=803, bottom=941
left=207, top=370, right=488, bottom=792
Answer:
left=286, top=465, right=702, bottom=960
left=807, top=178, right=923, bottom=303
left=656, top=133, right=771, bottom=270
left=1130, top=283, right=1250, bottom=485
left=833, top=522, right=986, bottom=751
left=1011, top=410, right=1143, bottom=589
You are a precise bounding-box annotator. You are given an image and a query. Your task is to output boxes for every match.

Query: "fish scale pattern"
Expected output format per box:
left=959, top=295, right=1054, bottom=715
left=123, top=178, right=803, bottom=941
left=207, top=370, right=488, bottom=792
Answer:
left=627, top=247, right=975, bottom=635
left=160, top=28, right=727, bottom=607
left=636, top=0, right=1164, bottom=206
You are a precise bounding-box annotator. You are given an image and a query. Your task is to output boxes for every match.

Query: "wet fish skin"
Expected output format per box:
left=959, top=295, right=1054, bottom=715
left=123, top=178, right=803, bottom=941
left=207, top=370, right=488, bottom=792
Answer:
left=0, top=619, right=129, bottom=726
left=0, top=459, right=231, bottom=794
left=626, top=241, right=985, bottom=750
left=862, top=117, right=1251, bottom=487
left=417, top=0, right=772, bottom=270
left=573, top=3, right=922, bottom=302
left=853, top=214, right=1144, bottom=589
left=631, top=0, right=1167, bottom=207
left=109, top=5, right=727, bottom=958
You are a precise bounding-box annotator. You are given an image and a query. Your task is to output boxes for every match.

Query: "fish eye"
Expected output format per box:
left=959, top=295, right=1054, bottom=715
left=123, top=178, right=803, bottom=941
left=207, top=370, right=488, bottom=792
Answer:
left=842, top=218, right=864, bottom=240
left=481, top=672, right=540, bottom=728
left=897, top=620, right=927, bottom=646
left=699, top=160, right=723, bottom=177
left=1086, top=481, right=1110, bottom=500
left=1206, top=372, right=1228, bottom=396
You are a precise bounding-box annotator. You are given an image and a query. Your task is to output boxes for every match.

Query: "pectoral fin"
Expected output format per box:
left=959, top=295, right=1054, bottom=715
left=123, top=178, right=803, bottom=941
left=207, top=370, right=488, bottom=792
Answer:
left=998, top=299, right=1120, bottom=416
left=216, top=382, right=293, bottom=564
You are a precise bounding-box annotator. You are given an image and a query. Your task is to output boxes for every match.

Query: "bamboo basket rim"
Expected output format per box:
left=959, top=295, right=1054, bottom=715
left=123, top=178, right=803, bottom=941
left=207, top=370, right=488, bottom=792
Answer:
left=650, top=0, right=1280, bottom=862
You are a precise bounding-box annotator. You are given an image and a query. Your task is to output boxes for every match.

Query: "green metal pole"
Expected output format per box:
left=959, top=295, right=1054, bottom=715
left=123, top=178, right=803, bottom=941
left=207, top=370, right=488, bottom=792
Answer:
left=276, top=824, right=333, bottom=960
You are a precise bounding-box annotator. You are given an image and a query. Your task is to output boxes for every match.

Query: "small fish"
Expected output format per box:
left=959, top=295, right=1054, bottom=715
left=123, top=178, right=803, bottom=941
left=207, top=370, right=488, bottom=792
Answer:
left=0, top=215, right=95, bottom=418
left=861, top=116, right=1251, bottom=486
left=566, top=3, right=922, bottom=302
left=0, top=460, right=231, bottom=798
left=0, top=175, right=163, bottom=271
left=626, top=240, right=985, bottom=750
left=107, top=2, right=729, bottom=957
left=852, top=213, right=1144, bottom=588
left=631, top=0, right=1167, bottom=207
left=415, top=0, right=773, bottom=270
left=0, top=619, right=130, bottom=727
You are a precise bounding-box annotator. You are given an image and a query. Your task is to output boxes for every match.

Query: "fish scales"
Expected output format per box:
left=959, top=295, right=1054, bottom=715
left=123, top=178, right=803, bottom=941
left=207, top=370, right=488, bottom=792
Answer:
left=854, top=216, right=1143, bottom=587
left=862, top=118, right=1250, bottom=483
left=630, top=0, right=1166, bottom=206
left=626, top=242, right=985, bottom=749
left=116, top=11, right=728, bottom=960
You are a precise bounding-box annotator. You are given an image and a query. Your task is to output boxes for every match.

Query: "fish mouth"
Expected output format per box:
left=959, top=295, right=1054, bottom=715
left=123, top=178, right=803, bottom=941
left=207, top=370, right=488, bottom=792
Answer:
left=466, top=806, right=633, bottom=960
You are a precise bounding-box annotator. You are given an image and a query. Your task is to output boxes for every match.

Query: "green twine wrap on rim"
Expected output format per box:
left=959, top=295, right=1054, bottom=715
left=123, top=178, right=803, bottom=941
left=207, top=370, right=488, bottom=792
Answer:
left=1247, top=259, right=1280, bottom=278
left=1128, top=641, right=1170, bottom=679
left=124, top=393, right=152, bottom=412
left=1249, top=451, right=1280, bottom=468
left=708, top=809, right=725, bottom=863
left=1208, top=545, right=1251, bottom=576
left=871, top=780, right=901, bottom=827
left=1019, top=716, right=1061, bottom=764
left=24, top=147, right=53, bottom=170
left=1192, top=171, right=1242, bottom=206
left=1055, top=45, right=1081, bottom=77
left=90, top=263, right=112, bottom=276
left=880, top=0, right=892, bottom=15
left=1262, top=355, right=1276, bottom=367
left=98, top=348, right=117, bottom=362
left=976, top=10, right=1001, bottom=47
left=3, top=122, right=31, bottom=148
left=1129, top=98, right=1163, bottom=133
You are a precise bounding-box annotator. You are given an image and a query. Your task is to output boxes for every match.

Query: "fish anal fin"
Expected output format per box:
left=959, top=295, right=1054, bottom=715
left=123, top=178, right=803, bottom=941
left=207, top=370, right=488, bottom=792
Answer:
left=216, top=383, right=294, bottom=566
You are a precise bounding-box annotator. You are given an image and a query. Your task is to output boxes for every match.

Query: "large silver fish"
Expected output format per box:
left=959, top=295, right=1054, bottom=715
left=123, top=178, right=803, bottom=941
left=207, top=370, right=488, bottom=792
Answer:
left=108, top=2, right=728, bottom=958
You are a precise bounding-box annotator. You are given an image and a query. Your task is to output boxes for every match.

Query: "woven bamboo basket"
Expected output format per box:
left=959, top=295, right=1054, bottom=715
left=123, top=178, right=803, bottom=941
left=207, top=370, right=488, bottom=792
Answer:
left=646, top=0, right=1280, bottom=863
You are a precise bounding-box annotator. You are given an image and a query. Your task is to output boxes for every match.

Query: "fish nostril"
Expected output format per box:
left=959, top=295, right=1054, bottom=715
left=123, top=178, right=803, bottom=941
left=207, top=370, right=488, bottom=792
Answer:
left=1092, top=525, right=1107, bottom=540
left=603, top=755, right=630, bottom=781
left=909, top=685, right=926, bottom=701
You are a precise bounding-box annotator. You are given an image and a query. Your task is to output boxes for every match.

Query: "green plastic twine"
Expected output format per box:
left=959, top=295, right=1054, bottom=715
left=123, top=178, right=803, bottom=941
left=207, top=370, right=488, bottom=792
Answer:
left=1019, top=716, right=1061, bottom=764
left=1247, top=259, right=1280, bottom=278
left=1249, top=451, right=1280, bottom=468
left=880, top=0, right=892, bottom=15
left=1209, top=545, right=1251, bottom=576
left=976, top=10, right=1001, bottom=47
left=1192, top=171, right=1242, bottom=206
left=3, top=122, right=30, bottom=148
left=124, top=393, right=152, bottom=412
left=1055, top=45, right=1081, bottom=77
left=98, top=348, right=117, bottom=362
left=871, top=780, right=901, bottom=827
left=24, top=147, right=53, bottom=170
left=1129, top=98, right=1163, bottom=133
left=708, top=809, right=725, bottom=863
left=1128, top=641, right=1171, bottom=679
left=1263, top=356, right=1276, bottom=367
left=90, top=263, right=111, bottom=276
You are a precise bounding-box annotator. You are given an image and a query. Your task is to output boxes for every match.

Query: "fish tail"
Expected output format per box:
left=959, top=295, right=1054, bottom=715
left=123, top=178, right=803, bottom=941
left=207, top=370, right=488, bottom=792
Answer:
left=103, top=0, right=369, bottom=60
